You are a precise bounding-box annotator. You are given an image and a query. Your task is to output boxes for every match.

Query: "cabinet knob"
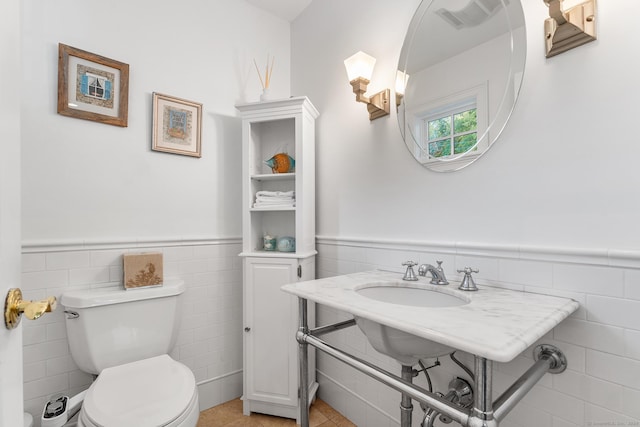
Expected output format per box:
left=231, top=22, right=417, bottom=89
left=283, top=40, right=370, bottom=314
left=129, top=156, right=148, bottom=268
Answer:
left=244, top=327, right=251, bottom=332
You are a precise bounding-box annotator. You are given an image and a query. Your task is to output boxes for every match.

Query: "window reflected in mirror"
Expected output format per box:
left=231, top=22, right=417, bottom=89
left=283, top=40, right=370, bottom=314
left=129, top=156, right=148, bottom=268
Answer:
left=409, top=84, right=487, bottom=167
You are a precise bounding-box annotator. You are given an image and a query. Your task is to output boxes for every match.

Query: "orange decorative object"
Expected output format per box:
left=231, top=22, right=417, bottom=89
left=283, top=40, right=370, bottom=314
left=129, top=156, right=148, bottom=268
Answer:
left=265, top=153, right=295, bottom=173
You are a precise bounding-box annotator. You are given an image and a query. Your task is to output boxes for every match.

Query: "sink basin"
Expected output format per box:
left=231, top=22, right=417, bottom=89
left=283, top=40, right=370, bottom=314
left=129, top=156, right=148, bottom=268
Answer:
left=354, top=284, right=469, bottom=365
left=356, top=285, right=467, bottom=308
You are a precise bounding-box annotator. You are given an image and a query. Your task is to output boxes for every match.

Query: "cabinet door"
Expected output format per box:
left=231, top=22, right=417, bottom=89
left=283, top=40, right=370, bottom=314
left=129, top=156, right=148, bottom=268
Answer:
left=244, top=257, right=299, bottom=407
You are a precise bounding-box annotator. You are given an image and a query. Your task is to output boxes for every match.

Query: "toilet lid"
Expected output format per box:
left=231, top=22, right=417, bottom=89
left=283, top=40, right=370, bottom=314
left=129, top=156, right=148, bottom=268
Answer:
left=83, top=355, right=196, bottom=427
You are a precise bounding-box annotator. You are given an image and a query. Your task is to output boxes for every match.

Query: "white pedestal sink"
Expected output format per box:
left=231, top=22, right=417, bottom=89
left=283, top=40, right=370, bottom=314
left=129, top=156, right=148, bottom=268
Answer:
left=354, top=283, right=469, bottom=365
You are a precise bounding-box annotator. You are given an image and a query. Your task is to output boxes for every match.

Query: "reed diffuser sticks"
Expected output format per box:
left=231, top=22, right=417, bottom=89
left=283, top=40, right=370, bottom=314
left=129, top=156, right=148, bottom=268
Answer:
left=254, top=54, right=275, bottom=90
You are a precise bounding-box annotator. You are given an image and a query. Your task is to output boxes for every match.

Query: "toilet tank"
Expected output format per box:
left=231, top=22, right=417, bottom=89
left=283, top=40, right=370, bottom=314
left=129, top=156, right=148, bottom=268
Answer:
left=61, top=279, right=185, bottom=375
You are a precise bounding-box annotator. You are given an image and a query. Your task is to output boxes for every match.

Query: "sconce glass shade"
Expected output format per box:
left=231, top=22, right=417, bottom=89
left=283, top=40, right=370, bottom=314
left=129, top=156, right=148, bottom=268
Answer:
left=395, top=70, right=410, bottom=95
left=344, top=51, right=376, bottom=82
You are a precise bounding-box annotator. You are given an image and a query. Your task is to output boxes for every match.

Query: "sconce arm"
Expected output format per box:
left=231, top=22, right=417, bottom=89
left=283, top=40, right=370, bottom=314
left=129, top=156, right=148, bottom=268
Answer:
left=349, top=77, right=390, bottom=121
left=349, top=77, right=371, bottom=103
left=546, top=0, right=567, bottom=25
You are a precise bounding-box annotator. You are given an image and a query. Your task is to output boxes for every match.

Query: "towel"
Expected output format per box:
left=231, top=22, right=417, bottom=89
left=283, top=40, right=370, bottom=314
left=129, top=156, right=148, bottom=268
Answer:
left=254, top=190, right=295, bottom=208
left=254, top=201, right=295, bottom=208
left=256, top=190, right=294, bottom=198
left=254, top=202, right=295, bottom=208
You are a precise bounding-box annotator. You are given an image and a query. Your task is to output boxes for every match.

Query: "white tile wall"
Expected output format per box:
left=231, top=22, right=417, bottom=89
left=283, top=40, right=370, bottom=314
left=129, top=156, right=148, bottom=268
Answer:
left=21, top=240, right=243, bottom=427
left=314, top=239, right=640, bottom=427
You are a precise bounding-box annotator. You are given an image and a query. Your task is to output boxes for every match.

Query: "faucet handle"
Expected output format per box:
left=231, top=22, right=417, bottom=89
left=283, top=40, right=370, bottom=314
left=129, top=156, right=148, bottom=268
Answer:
left=402, top=261, right=418, bottom=281
left=457, top=267, right=479, bottom=291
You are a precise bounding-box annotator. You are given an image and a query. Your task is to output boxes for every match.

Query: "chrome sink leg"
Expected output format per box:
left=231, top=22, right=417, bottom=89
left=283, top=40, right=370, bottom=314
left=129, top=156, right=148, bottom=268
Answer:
left=400, top=365, right=414, bottom=427
left=468, top=357, right=498, bottom=427
left=298, top=298, right=310, bottom=427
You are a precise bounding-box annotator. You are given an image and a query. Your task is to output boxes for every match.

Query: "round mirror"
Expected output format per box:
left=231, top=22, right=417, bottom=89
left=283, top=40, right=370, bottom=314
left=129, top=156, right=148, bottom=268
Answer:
left=397, top=0, right=526, bottom=172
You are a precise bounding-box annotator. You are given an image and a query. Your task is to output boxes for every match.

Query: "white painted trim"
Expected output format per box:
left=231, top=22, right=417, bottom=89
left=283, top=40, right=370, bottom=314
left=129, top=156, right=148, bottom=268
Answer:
left=22, top=236, right=243, bottom=253
left=22, top=235, right=640, bottom=269
left=317, top=370, right=398, bottom=424
left=196, top=368, right=243, bottom=387
left=316, top=235, right=640, bottom=269
left=197, top=370, right=243, bottom=411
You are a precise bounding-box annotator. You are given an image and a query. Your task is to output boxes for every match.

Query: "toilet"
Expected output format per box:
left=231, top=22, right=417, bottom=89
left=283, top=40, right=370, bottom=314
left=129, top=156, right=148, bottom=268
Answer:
left=61, top=279, right=199, bottom=427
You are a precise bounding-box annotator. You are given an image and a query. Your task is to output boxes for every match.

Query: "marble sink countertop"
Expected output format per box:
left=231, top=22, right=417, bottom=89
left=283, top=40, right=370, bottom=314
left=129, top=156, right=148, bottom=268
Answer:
left=281, top=270, right=579, bottom=363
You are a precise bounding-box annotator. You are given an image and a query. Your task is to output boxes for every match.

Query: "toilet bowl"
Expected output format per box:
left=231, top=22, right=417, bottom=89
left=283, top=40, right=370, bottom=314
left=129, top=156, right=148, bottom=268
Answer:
left=77, top=355, right=199, bottom=427
left=61, top=279, right=198, bottom=427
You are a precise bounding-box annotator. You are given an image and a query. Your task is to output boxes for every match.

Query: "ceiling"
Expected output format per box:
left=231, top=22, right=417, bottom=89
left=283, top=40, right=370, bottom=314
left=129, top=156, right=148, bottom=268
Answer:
left=245, top=0, right=313, bottom=22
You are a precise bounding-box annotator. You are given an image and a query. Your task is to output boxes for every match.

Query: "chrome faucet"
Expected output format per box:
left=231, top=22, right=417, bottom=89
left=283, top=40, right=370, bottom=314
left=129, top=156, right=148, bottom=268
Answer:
left=457, top=267, right=479, bottom=291
left=418, top=260, right=449, bottom=285
left=402, top=261, right=419, bottom=281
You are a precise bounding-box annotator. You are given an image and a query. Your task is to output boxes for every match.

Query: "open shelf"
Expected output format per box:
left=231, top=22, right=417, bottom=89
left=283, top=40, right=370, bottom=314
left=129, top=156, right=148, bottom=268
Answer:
left=250, top=207, right=296, bottom=212
left=251, top=173, right=295, bottom=181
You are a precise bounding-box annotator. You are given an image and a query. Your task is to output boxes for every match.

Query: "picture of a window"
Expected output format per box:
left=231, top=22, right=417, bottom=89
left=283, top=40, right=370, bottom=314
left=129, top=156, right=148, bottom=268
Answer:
left=80, top=72, right=112, bottom=101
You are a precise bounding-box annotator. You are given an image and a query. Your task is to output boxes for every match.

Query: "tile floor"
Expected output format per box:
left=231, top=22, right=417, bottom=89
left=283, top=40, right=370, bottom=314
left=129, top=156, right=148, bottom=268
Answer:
left=197, top=398, right=355, bottom=427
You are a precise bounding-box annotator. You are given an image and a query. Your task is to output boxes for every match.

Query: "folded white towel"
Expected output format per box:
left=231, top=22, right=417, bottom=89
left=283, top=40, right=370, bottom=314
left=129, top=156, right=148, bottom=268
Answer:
left=256, top=190, right=295, bottom=198
left=255, top=199, right=294, bottom=205
left=256, top=197, right=293, bottom=203
left=254, top=201, right=296, bottom=208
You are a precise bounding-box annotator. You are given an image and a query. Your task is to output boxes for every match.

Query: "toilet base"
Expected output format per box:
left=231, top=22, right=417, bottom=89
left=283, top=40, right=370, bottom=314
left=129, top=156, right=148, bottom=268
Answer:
left=77, top=388, right=199, bottom=427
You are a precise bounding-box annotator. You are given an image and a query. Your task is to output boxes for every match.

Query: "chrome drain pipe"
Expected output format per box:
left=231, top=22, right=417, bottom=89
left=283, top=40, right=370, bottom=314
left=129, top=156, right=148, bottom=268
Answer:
left=400, top=365, right=415, bottom=427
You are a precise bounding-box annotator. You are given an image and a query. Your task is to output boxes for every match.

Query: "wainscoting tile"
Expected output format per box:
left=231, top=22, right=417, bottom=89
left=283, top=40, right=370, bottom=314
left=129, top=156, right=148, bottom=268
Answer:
left=586, top=295, right=640, bottom=330
left=553, top=263, right=624, bottom=297
left=586, top=349, right=640, bottom=390
left=554, top=318, right=625, bottom=354
left=45, top=251, right=90, bottom=270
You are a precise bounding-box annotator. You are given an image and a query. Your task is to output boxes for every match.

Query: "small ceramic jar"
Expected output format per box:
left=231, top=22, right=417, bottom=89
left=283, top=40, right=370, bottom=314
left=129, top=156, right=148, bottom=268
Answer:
left=277, top=236, right=295, bottom=252
left=263, top=234, right=277, bottom=251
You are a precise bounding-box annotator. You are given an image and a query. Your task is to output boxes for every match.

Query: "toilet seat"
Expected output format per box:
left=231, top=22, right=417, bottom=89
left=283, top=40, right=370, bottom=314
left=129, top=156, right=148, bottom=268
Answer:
left=79, top=355, right=198, bottom=427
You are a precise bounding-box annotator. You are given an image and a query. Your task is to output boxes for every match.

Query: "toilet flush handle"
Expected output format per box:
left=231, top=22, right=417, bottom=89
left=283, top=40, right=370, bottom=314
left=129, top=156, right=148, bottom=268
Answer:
left=64, top=310, right=79, bottom=319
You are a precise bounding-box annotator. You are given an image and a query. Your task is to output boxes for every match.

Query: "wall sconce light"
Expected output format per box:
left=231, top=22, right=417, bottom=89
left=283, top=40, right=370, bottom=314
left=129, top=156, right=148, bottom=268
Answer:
left=344, top=51, right=390, bottom=121
left=395, top=70, right=410, bottom=107
left=544, top=0, right=597, bottom=58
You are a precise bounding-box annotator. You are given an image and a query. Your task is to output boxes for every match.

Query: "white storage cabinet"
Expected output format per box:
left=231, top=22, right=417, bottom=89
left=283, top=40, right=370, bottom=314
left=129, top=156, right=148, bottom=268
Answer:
left=236, top=97, right=319, bottom=421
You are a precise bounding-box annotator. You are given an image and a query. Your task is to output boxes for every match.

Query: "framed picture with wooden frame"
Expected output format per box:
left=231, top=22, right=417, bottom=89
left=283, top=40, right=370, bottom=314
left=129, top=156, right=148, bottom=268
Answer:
left=152, top=92, right=202, bottom=158
left=57, top=43, right=129, bottom=127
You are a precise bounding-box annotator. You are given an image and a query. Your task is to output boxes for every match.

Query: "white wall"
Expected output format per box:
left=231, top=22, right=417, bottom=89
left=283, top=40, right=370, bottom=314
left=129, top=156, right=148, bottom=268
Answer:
left=292, top=0, right=640, bottom=252
left=21, top=0, right=291, bottom=243
left=291, top=1, right=640, bottom=426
